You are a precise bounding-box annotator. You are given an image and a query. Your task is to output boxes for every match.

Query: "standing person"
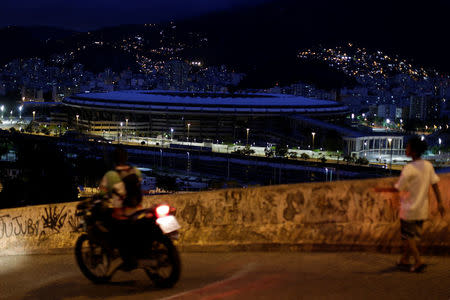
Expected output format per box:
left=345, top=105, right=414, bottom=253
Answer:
left=395, top=136, right=445, bottom=273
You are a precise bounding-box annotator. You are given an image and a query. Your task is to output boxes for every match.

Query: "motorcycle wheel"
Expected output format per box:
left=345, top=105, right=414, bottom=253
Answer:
left=75, top=234, right=112, bottom=284
left=144, top=235, right=181, bottom=288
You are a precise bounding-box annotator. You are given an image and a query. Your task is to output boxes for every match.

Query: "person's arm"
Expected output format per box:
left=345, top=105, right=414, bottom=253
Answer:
left=374, top=166, right=409, bottom=193
left=429, top=163, right=443, bottom=217
left=98, top=173, right=109, bottom=197
left=432, top=183, right=445, bottom=217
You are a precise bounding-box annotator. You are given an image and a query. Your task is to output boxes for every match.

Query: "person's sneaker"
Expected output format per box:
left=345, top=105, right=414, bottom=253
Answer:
left=410, top=263, right=427, bottom=273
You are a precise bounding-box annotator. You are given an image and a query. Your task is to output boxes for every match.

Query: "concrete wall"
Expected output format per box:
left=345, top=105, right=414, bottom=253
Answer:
left=0, top=203, right=79, bottom=256
left=1, top=174, right=449, bottom=256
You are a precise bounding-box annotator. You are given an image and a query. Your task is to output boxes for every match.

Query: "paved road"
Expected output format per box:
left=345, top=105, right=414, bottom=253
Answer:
left=1, top=252, right=450, bottom=300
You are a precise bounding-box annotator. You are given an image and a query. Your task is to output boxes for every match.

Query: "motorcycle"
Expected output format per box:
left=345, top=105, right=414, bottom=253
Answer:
left=74, top=196, right=181, bottom=287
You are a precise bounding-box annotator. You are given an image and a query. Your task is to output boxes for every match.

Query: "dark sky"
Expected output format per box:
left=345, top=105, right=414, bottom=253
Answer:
left=0, top=0, right=268, bottom=31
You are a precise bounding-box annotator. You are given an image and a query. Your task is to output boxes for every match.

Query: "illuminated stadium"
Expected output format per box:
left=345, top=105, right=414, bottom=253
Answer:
left=62, top=90, right=349, bottom=143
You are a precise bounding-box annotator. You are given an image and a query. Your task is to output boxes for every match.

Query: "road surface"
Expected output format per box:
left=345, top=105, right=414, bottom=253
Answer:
left=1, top=252, right=450, bottom=299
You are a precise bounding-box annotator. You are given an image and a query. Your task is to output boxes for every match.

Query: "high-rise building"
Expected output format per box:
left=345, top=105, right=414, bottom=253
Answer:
left=409, top=95, right=427, bottom=120
left=395, top=107, right=403, bottom=119
left=409, top=95, right=442, bottom=121
left=425, top=97, right=442, bottom=121
left=377, top=104, right=396, bottom=120
left=164, top=60, right=191, bottom=90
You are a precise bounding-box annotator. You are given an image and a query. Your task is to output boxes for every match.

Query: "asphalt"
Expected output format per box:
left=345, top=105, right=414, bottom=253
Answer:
left=1, top=251, right=449, bottom=299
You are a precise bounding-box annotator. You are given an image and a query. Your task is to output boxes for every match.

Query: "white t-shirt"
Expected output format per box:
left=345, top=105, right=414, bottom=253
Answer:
left=394, top=159, right=440, bottom=220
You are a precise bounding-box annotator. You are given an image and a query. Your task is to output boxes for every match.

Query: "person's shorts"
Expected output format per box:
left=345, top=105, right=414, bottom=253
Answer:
left=400, top=219, right=424, bottom=241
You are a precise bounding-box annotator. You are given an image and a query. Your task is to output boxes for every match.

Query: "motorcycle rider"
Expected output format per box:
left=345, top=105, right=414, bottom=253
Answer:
left=99, top=146, right=143, bottom=270
left=99, top=146, right=142, bottom=218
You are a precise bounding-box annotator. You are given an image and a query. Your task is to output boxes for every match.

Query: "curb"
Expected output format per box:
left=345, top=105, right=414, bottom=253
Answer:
left=2, top=243, right=449, bottom=257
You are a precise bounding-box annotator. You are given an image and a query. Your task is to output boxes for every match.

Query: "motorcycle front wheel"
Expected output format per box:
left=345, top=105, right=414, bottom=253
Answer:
left=144, top=235, right=181, bottom=288
left=75, top=234, right=112, bottom=284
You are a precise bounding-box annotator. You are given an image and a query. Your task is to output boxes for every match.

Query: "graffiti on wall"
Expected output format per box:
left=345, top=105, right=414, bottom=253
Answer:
left=42, top=206, right=67, bottom=232
left=0, top=205, right=80, bottom=241
left=0, top=214, right=40, bottom=239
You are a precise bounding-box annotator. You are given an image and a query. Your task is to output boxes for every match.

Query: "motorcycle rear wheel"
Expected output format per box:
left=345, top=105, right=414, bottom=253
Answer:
left=144, top=235, right=181, bottom=288
left=75, top=234, right=112, bottom=284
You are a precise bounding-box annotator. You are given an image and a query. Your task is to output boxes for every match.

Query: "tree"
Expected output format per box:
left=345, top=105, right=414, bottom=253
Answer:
left=300, top=153, right=310, bottom=160
left=355, top=157, right=369, bottom=165
left=242, top=145, right=255, bottom=156
left=288, top=151, right=298, bottom=159
left=264, top=147, right=274, bottom=157
left=25, top=121, right=38, bottom=133
left=0, top=142, right=10, bottom=158
left=156, top=175, right=179, bottom=192
left=320, top=156, right=327, bottom=163
left=41, top=126, right=50, bottom=135
left=402, top=118, right=424, bottom=134
left=233, top=145, right=255, bottom=156
left=343, top=155, right=354, bottom=165
left=275, top=143, right=288, bottom=158
left=231, top=148, right=242, bottom=155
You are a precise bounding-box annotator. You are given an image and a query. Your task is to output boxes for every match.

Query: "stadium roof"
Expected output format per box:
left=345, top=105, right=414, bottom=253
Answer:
left=66, top=90, right=343, bottom=106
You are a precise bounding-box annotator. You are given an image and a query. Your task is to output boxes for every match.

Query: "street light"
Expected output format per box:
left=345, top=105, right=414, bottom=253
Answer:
left=32, top=111, right=35, bottom=121
left=120, top=122, right=123, bottom=142
left=125, top=118, right=128, bottom=141
left=170, top=128, right=174, bottom=141
left=311, top=132, right=316, bottom=150
left=246, top=128, right=250, bottom=145
left=187, top=123, right=191, bottom=142
left=1, top=105, right=4, bottom=120
left=438, top=138, right=442, bottom=155
left=18, top=105, right=23, bottom=120
left=388, top=138, right=393, bottom=175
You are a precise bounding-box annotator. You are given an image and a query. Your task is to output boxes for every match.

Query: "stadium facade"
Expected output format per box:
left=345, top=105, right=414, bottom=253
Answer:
left=62, top=90, right=349, bottom=143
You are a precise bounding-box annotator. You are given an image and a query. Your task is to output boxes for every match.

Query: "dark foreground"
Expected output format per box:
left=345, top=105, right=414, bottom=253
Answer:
left=1, top=251, right=449, bottom=299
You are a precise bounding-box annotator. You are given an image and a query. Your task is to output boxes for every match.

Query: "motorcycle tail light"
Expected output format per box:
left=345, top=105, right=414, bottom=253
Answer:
left=156, top=204, right=170, bottom=218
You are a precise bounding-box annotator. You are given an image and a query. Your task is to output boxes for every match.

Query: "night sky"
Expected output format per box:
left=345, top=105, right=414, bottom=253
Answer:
left=0, top=0, right=268, bottom=31
left=1, top=0, right=449, bottom=72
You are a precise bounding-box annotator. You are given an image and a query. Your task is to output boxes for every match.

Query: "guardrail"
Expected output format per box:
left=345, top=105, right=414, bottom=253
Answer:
left=1, top=174, right=449, bottom=256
